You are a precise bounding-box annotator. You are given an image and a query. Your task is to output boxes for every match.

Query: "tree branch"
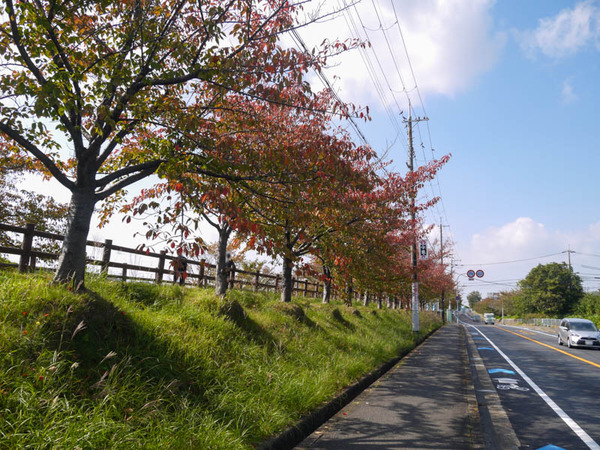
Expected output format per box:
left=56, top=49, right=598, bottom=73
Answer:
left=95, top=159, right=163, bottom=190
left=0, top=121, right=74, bottom=189
left=95, top=163, right=162, bottom=201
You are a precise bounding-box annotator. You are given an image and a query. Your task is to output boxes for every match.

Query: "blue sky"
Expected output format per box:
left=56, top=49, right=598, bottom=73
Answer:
left=19, top=0, right=600, bottom=299
left=296, top=0, right=600, bottom=298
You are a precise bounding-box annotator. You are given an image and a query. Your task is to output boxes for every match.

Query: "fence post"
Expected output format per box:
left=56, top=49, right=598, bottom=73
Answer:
left=303, top=279, right=308, bottom=296
left=122, top=264, right=127, bottom=282
left=18, top=223, right=35, bottom=273
left=156, top=250, right=166, bottom=284
left=275, top=274, right=280, bottom=291
left=228, top=266, right=236, bottom=289
left=198, top=259, right=205, bottom=287
left=102, top=239, right=112, bottom=275
left=254, top=270, right=260, bottom=291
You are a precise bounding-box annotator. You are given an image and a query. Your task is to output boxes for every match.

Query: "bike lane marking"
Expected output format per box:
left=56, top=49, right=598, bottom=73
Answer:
left=498, top=327, right=600, bottom=369
left=470, top=324, right=600, bottom=450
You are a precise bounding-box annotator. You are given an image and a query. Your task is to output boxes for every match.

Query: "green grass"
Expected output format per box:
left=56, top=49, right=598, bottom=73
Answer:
left=0, top=271, right=441, bottom=449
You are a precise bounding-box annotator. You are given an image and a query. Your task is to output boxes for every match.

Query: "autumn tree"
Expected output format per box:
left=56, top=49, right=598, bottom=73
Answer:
left=0, top=0, right=354, bottom=288
left=228, top=106, right=377, bottom=302
left=122, top=82, right=365, bottom=296
left=315, top=157, right=450, bottom=305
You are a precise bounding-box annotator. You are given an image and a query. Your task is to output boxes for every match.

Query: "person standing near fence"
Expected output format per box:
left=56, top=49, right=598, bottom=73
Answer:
left=225, top=253, right=236, bottom=286
left=172, top=255, right=188, bottom=286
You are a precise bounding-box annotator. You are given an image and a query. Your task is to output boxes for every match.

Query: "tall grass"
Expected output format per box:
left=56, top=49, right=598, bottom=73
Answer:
left=0, top=271, right=441, bottom=449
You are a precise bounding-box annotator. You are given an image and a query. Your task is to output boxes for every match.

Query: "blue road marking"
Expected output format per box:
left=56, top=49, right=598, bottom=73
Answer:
left=488, top=368, right=516, bottom=375
left=477, top=347, right=495, bottom=351
left=536, top=445, right=566, bottom=450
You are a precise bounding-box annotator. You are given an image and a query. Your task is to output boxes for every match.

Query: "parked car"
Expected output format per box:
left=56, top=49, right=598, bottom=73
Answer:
left=483, top=313, right=495, bottom=325
left=557, top=318, right=600, bottom=349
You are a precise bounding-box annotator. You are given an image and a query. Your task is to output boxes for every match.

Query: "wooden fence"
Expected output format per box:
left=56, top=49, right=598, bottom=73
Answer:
left=0, top=223, right=323, bottom=297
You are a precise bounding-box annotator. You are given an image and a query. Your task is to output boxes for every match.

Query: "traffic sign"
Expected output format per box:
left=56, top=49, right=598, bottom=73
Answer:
left=419, top=240, right=428, bottom=259
left=476, top=269, right=485, bottom=278
left=466, top=269, right=475, bottom=279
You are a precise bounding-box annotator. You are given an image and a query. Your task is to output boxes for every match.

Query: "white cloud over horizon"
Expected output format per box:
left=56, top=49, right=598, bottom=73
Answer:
left=455, top=217, right=600, bottom=297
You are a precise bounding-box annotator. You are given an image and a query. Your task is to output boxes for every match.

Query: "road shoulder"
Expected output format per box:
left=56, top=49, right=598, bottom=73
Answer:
left=464, top=324, right=521, bottom=449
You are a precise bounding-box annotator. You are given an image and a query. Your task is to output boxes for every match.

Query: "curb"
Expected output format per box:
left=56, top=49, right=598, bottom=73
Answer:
left=463, top=325, right=521, bottom=449
left=458, top=325, right=485, bottom=449
left=257, top=326, right=440, bottom=450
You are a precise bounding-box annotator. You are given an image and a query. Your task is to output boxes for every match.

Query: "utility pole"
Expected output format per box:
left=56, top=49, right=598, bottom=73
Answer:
left=405, top=110, right=428, bottom=333
left=440, top=221, right=445, bottom=324
left=563, top=247, right=575, bottom=271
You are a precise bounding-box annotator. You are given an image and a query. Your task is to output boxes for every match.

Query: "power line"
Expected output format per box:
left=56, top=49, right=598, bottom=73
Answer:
left=289, top=29, right=371, bottom=148
left=456, top=252, right=567, bottom=267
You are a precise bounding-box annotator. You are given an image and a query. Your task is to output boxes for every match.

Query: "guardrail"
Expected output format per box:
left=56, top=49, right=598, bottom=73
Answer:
left=502, top=318, right=561, bottom=328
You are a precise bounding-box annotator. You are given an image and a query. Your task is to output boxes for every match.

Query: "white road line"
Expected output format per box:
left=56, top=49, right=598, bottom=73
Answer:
left=469, top=324, right=600, bottom=450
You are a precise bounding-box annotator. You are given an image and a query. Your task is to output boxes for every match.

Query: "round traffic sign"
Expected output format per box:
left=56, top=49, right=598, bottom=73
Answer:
left=466, top=270, right=475, bottom=278
left=476, top=269, right=485, bottom=278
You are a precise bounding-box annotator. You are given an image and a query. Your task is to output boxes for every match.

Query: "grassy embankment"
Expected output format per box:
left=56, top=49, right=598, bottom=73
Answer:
left=0, top=271, right=441, bottom=449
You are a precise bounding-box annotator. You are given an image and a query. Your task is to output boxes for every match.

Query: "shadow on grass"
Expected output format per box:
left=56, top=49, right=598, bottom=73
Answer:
left=218, top=298, right=279, bottom=349
left=331, top=308, right=356, bottom=331
left=272, top=302, right=318, bottom=329
left=58, top=290, right=212, bottom=401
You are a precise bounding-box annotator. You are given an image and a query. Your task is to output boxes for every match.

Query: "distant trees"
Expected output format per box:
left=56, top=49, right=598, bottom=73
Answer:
left=515, top=262, right=583, bottom=317
left=467, top=291, right=482, bottom=308
left=572, top=291, right=600, bottom=322
left=0, top=146, right=68, bottom=252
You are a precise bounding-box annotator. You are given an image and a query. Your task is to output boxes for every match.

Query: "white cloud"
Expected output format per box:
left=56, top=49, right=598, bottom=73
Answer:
left=518, top=0, right=600, bottom=59
left=298, top=0, right=504, bottom=108
left=467, top=218, right=558, bottom=263
left=457, top=217, right=600, bottom=297
left=561, top=78, right=578, bottom=104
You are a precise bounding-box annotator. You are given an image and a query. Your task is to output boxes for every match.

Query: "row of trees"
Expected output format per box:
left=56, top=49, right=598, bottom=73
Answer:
left=471, top=262, right=585, bottom=318
left=0, top=0, right=453, bottom=303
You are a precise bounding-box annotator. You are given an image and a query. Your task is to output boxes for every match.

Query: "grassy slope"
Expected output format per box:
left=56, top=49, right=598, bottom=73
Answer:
left=0, top=271, right=441, bottom=449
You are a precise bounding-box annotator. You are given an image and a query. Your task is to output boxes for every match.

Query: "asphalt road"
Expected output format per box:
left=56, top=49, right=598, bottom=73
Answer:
left=461, top=315, right=600, bottom=450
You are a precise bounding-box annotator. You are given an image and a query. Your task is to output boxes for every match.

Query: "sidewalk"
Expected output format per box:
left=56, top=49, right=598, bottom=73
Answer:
left=295, top=325, right=483, bottom=449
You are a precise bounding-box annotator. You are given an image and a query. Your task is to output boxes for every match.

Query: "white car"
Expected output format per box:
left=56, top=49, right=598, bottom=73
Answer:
left=557, top=318, right=600, bottom=349
left=483, top=313, right=495, bottom=325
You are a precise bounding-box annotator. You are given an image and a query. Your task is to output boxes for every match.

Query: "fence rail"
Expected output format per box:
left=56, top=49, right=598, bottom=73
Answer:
left=502, top=318, right=561, bottom=328
left=0, top=223, right=323, bottom=297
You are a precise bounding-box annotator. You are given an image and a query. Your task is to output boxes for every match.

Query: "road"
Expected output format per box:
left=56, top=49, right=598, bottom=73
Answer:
left=460, top=315, right=600, bottom=449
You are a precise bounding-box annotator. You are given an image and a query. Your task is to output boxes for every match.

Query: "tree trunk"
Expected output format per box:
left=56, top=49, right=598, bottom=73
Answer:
left=53, top=190, right=96, bottom=289
left=322, top=264, right=332, bottom=304
left=281, top=255, right=293, bottom=302
left=344, top=280, right=353, bottom=307
left=215, top=225, right=232, bottom=296
left=362, top=291, right=369, bottom=307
